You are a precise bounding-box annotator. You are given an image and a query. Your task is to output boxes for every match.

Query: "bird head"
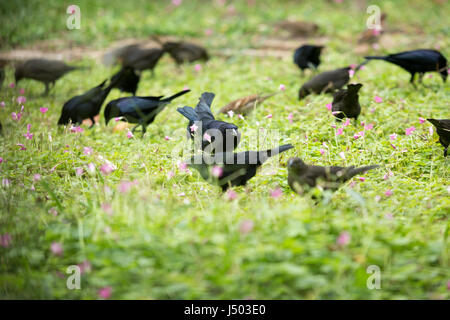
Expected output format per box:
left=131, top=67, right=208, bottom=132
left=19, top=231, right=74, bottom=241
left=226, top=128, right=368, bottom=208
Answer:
left=104, top=102, right=120, bottom=125
left=219, top=123, right=241, bottom=151
left=347, top=83, right=363, bottom=93
left=287, top=157, right=308, bottom=175
left=440, top=68, right=448, bottom=82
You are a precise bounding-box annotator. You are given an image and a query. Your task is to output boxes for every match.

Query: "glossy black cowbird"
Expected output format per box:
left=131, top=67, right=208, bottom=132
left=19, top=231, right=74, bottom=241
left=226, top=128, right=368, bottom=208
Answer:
left=287, top=157, right=379, bottom=194
left=298, top=61, right=367, bottom=100
left=218, top=92, right=278, bottom=116
left=110, top=66, right=140, bottom=95
left=120, top=46, right=165, bottom=76
left=105, top=89, right=190, bottom=134
left=162, top=41, right=209, bottom=65
left=58, top=78, right=117, bottom=127
left=178, top=92, right=241, bottom=153
left=15, top=58, right=84, bottom=95
left=331, top=83, right=363, bottom=122
left=188, top=144, right=294, bottom=191
left=293, top=44, right=324, bottom=72
left=427, top=119, right=450, bottom=156
left=365, top=49, right=448, bottom=83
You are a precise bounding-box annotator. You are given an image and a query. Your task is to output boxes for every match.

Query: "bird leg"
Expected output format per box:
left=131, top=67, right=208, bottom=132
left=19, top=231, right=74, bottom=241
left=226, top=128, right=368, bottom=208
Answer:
left=418, top=73, right=424, bottom=83
left=42, top=83, right=50, bottom=96
left=89, top=117, right=96, bottom=128
left=131, top=124, right=140, bottom=133
left=409, top=73, right=416, bottom=84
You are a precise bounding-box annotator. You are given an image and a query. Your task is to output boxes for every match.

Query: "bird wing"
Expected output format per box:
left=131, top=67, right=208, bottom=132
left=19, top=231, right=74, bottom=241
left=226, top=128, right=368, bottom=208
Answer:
left=195, top=92, right=216, bottom=120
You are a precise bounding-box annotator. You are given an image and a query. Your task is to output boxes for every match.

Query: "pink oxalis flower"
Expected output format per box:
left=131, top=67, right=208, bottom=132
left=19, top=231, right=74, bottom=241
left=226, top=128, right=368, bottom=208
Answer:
left=194, top=64, right=202, bottom=72
left=336, top=128, right=344, bottom=136
left=40, top=107, right=48, bottom=114
left=270, top=187, right=282, bottom=199
left=100, top=162, right=116, bottom=175
left=405, top=126, right=415, bottom=135
left=287, top=113, right=293, bottom=124
left=326, top=103, right=332, bottom=111
left=126, top=131, right=134, bottom=139
left=374, top=96, right=383, bottom=103
left=83, top=147, right=93, bottom=155
left=98, top=287, right=112, bottom=299
left=23, top=124, right=33, bottom=140
left=389, top=133, right=397, bottom=140
left=190, top=123, right=198, bottom=132
left=336, top=231, right=351, bottom=246
left=265, top=114, right=272, bottom=119
left=419, top=117, right=425, bottom=124
left=51, top=242, right=63, bottom=256
left=226, top=189, right=237, bottom=201
left=279, top=84, right=285, bottom=91
left=385, top=189, right=393, bottom=197
left=211, top=166, right=223, bottom=177
left=17, top=96, right=26, bottom=104
left=0, top=233, right=12, bottom=248
left=227, top=110, right=234, bottom=118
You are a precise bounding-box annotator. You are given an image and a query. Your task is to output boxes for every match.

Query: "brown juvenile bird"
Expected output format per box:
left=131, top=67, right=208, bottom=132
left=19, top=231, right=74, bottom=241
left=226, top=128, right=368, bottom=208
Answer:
left=331, top=83, right=363, bottom=122
left=427, top=119, right=450, bottom=156
left=275, top=20, right=319, bottom=37
left=217, top=92, right=278, bottom=115
left=358, top=13, right=387, bottom=44
left=287, top=157, right=379, bottom=194
left=298, top=61, right=367, bottom=100
left=162, top=41, right=209, bottom=65
left=14, top=58, right=84, bottom=95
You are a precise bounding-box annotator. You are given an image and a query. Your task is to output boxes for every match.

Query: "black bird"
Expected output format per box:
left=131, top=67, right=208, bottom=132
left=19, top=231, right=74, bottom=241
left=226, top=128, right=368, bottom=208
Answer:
left=58, top=78, right=117, bottom=127
left=177, top=92, right=241, bottom=153
left=427, top=119, right=450, bottom=157
left=298, top=62, right=367, bottom=100
left=188, top=144, right=294, bottom=191
left=110, top=66, right=140, bottom=95
left=15, top=58, right=84, bottom=95
left=105, top=89, right=190, bottom=134
left=331, top=83, right=363, bottom=122
left=120, top=46, right=165, bottom=76
left=365, top=49, right=448, bottom=83
left=287, top=157, right=379, bottom=194
left=293, top=44, right=324, bottom=72
left=162, top=41, right=209, bottom=65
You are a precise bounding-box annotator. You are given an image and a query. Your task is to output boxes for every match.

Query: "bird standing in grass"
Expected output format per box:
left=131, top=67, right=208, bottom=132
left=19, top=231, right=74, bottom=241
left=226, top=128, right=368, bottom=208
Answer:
left=15, top=58, right=85, bottom=96
left=58, top=78, right=117, bottom=127
left=298, top=62, right=367, bottom=100
left=217, top=92, right=278, bottom=116
left=427, top=119, right=450, bottom=157
left=104, top=89, right=190, bottom=135
left=188, top=144, right=294, bottom=191
left=110, top=66, right=140, bottom=96
left=162, top=41, right=209, bottom=65
left=287, top=157, right=379, bottom=194
left=178, top=92, right=241, bottom=153
left=119, top=45, right=165, bottom=76
left=331, top=83, right=363, bottom=122
left=293, top=44, right=324, bottom=72
left=364, top=49, right=448, bottom=83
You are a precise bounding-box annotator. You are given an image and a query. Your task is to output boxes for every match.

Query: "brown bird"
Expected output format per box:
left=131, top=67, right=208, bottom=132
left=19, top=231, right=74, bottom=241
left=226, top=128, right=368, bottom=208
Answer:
left=14, top=58, right=84, bottom=95
left=275, top=20, right=319, bottom=37
left=427, top=119, right=450, bottom=156
left=331, top=83, right=363, bottom=122
left=162, top=41, right=209, bottom=65
left=358, top=13, right=387, bottom=44
left=217, top=92, right=278, bottom=115
left=287, top=157, right=380, bottom=194
left=298, top=61, right=368, bottom=100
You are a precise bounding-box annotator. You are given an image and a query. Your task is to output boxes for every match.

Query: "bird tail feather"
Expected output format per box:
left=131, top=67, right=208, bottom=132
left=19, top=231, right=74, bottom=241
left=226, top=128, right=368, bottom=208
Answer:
left=260, top=144, right=294, bottom=163
left=347, top=165, right=380, bottom=178
left=162, top=89, right=191, bottom=102
left=364, top=56, right=386, bottom=61
left=194, top=92, right=216, bottom=120
left=177, top=106, right=198, bottom=122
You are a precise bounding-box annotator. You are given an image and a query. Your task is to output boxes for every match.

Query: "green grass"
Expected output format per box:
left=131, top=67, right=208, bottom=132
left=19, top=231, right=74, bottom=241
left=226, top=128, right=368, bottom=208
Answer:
left=0, top=0, right=449, bottom=299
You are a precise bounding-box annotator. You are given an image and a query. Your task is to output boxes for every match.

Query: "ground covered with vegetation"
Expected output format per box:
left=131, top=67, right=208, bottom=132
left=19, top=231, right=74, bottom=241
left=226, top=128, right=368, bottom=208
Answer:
left=0, top=0, right=449, bottom=299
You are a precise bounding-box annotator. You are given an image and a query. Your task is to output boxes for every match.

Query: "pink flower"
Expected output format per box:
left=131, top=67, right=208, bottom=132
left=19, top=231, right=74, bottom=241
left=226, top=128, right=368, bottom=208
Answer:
left=239, top=220, right=254, bottom=235
left=177, top=192, right=186, bottom=197
left=164, top=136, right=171, bottom=141
left=167, top=171, right=175, bottom=179
left=211, top=166, right=223, bottom=177
left=384, top=189, right=393, bottom=197
left=364, top=123, right=374, bottom=130
left=429, top=126, right=434, bottom=135
left=83, top=147, right=93, bottom=155
left=374, top=96, right=383, bottom=103
left=126, top=131, right=134, bottom=139
left=0, top=157, right=3, bottom=164
left=50, top=242, right=63, bottom=256
left=389, top=133, right=397, bottom=140
left=237, top=114, right=244, bottom=120
left=17, top=143, right=26, bottom=150
left=39, top=107, right=48, bottom=114
left=405, top=126, right=415, bottom=135
left=78, top=260, right=92, bottom=274
left=23, top=124, right=33, bottom=140
left=101, top=203, right=113, bottom=216
left=265, top=114, right=272, bottom=119
left=336, top=128, right=344, bottom=136
left=358, top=177, right=365, bottom=182
left=194, top=64, right=202, bottom=72
left=70, top=126, right=84, bottom=133
left=336, top=231, right=351, bottom=246
left=204, top=28, right=213, bottom=36
left=32, top=174, right=41, bottom=182
left=203, top=133, right=211, bottom=142
left=98, top=287, right=112, bottom=299
left=99, top=162, right=116, bottom=175
left=178, top=162, right=188, bottom=171
left=17, top=96, right=26, bottom=104
left=383, top=171, right=393, bottom=180
left=75, top=167, right=84, bottom=176
left=338, top=152, right=345, bottom=160
left=330, top=124, right=337, bottom=129
left=11, top=112, right=22, bottom=121
left=114, top=117, right=122, bottom=122
left=279, top=84, right=285, bottom=91
left=419, top=117, right=425, bottom=124
left=48, top=207, right=58, bottom=216
left=0, top=233, right=12, bottom=248
left=190, top=123, right=198, bottom=132
left=227, top=110, right=234, bottom=118
left=226, top=189, right=237, bottom=201
left=326, top=103, right=332, bottom=111
left=343, top=118, right=351, bottom=127
left=390, top=143, right=397, bottom=150
left=319, top=148, right=325, bottom=155
left=270, top=187, right=282, bottom=199
left=9, top=83, right=15, bottom=88
left=0, top=101, right=5, bottom=108
left=19, top=88, right=25, bottom=94
left=370, top=108, right=376, bottom=113
left=118, top=180, right=137, bottom=193
left=287, top=113, right=293, bottom=124
left=348, top=69, right=355, bottom=78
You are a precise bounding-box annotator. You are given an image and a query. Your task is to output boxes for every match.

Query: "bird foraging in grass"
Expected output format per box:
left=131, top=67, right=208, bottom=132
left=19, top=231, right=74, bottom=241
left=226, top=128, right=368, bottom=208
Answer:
left=217, top=92, right=278, bottom=116
left=110, top=66, right=140, bottom=96
left=293, top=44, right=324, bottom=72
left=112, top=44, right=165, bottom=76
left=178, top=92, right=241, bottom=153
left=162, top=41, right=209, bottom=65
left=427, top=119, right=450, bottom=157
left=105, top=89, right=190, bottom=135
left=188, top=144, right=294, bottom=191
left=15, top=58, right=86, bottom=96
left=364, top=49, right=448, bottom=83
left=287, top=157, right=380, bottom=194
left=331, top=83, right=363, bottom=122
left=298, top=61, right=368, bottom=100
left=58, top=78, right=118, bottom=127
